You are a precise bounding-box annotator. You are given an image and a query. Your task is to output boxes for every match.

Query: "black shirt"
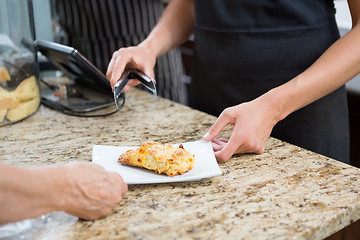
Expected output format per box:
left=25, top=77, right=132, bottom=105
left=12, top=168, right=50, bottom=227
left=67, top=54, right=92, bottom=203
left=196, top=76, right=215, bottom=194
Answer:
left=189, top=0, right=350, bottom=163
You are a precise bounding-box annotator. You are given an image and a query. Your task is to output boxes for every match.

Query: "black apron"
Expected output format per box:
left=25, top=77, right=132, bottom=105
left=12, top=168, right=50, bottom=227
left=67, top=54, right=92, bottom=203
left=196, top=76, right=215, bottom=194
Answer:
left=190, top=0, right=350, bottom=163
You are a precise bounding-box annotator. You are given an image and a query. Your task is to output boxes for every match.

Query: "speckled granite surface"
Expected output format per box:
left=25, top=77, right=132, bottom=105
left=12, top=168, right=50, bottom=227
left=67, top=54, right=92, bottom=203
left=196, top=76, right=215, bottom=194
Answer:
left=1, top=89, right=360, bottom=240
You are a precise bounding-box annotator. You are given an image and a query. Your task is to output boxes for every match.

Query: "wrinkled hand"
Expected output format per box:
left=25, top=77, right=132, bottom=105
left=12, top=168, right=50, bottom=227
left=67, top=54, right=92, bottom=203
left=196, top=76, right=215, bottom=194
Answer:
left=106, top=45, right=157, bottom=89
left=60, top=161, right=128, bottom=220
left=203, top=97, right=279, bottom=162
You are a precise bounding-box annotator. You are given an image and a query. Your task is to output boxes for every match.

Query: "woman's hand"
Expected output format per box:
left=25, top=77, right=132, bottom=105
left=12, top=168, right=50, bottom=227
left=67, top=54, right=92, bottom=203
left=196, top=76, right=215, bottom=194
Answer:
left=106, top=45, right=157, bottom=90
left=60, top=161, right=128, bottom=220
left=203, top=96, right=280, bottom=162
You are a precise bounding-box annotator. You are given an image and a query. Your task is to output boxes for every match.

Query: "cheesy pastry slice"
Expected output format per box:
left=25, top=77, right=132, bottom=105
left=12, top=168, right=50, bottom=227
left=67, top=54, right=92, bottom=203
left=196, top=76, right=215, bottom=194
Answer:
left=118, top=142, right=195, bottom=176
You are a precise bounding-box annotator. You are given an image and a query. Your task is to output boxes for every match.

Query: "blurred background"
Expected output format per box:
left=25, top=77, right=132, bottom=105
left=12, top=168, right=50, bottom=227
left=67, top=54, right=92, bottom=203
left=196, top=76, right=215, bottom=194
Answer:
left=11, top=0, right=360, bottom=167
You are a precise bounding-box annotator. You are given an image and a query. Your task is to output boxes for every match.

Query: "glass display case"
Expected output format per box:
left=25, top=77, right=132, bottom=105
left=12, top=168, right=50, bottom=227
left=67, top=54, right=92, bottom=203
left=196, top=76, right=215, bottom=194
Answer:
left=0, top=0, right=40, bottom=126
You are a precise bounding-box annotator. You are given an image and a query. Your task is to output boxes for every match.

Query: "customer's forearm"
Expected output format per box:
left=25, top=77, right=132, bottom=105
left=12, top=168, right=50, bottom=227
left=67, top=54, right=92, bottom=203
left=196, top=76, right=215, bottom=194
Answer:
left=140, top=0, right=195, bottom=57
left=0, top=163, right=62, bottom=224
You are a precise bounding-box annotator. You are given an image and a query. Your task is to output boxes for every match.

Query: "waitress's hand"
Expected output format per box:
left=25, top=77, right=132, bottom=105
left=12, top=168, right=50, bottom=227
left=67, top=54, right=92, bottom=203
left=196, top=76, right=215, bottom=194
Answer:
left=61, top=161, right=128, bottom=220
left=106, top=45, right=157, bottom=90
left=203, top=97, right=280, bottom=162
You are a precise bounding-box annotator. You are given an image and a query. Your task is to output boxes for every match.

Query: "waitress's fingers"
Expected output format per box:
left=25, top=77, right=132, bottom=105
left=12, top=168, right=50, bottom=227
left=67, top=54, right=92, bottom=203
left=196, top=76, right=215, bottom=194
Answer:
left=211, top=138, right=227, bottom=152
left=211, top=138, right=226, bottom=145
left=217, top=138, right=229, bottom=143
left=119, top=79, right=140, bottom=92
left=211, top=141, right=223, bottom=152
left=109, top=54, right=129, bottom=88
left=211, top=138, right=228, bottom=148
left=107, top=50, right=123, bottom=83
left=108, top=48, right=139, bottom=87
left=203, top=108, right=234, bottom=141
left=214, top=132, right=243, bottom=162
left=106, top=53, right=116, bottom=80
left=142, top=65, right=156, bottom=83
left=215, top=123, right=267, bottom=162
left=127, top=79, right=141, bottom=86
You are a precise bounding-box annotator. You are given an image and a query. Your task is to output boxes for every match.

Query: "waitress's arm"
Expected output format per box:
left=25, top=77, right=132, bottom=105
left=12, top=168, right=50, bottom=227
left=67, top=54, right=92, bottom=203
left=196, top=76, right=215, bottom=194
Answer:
left=204, top=0, right=360, bottom=162
left=106, top=0, right=195, bottom=88
left=269, top=0, right=360, bottom=120
left=140, top=0, right=195, bottom=58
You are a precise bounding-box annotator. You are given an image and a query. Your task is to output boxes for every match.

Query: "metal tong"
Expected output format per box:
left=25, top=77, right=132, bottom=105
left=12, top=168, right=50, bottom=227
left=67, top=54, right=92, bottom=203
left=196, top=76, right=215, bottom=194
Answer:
left=113, top=69, right=157, bottom=109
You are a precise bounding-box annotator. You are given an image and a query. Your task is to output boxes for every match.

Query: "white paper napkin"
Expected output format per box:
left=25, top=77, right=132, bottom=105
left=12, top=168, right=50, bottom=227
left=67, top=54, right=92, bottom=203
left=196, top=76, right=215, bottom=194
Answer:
left=92, top=140, right=222, bottom=184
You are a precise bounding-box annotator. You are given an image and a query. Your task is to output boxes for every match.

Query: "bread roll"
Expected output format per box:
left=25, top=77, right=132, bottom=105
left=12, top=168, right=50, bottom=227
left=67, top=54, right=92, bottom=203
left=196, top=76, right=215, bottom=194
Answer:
left=0, top=67, right=10, bottom=82
left=0, top=87, right=20, bottom=109
left=6, top=96, right=40, bottom=122
left=119, top=142, right=195, bottom=176
left=0, top=109, right=7, bottom=122
left=14, top=76, right=40, bottom=102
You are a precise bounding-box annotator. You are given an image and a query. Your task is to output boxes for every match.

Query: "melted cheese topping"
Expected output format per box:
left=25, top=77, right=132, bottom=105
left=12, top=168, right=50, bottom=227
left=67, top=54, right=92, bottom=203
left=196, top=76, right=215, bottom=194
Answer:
left=118, top=142, right=195, bottom=176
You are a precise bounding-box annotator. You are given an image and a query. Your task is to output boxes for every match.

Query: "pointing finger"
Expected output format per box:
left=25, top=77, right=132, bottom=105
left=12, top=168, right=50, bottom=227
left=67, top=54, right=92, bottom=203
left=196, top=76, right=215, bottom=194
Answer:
left=203, top=108, right=233, bottom=141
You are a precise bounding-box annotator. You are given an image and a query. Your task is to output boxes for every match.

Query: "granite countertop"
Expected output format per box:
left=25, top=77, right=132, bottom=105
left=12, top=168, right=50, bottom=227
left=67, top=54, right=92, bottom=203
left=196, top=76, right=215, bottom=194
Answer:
left=1, top=88, right=360, bottom=240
